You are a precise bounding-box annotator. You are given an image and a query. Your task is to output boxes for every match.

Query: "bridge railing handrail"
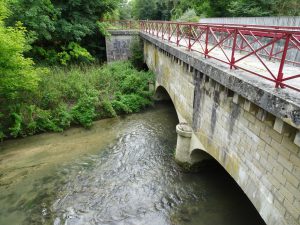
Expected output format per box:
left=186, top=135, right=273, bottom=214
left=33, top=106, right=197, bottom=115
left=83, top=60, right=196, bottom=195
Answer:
left=139, top=20, right=300, bottom=36
left=105, top=20, right=300, bottom=92
left=106, top=20, right=300, bottom=33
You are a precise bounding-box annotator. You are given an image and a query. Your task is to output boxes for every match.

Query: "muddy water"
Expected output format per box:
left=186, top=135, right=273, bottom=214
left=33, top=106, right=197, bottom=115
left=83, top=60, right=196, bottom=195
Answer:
left=0, top=103, right=265, bottom=225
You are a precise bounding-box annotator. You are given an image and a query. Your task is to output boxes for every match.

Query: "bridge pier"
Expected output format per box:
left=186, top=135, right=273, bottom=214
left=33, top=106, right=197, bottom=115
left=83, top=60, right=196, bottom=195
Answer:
left=175, top=123, right=214, bottom=166
left=175, top=123, right=192, bottom=164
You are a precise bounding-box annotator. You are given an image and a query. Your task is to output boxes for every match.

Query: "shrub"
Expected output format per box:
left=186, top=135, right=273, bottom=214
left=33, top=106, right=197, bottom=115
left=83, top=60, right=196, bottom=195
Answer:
left=130, top=37, right=148, bottom=71
left=0, top=2, right=40, bottom=101
left=176, top=9, right=200, bottom=22
left=71, top=92, right=99, bottom=128
left=0, top=61, right=155, bottom=140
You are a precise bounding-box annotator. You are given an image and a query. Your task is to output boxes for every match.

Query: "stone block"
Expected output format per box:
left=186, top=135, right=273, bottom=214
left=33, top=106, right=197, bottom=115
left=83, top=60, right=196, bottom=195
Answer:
left=259, top=130, right=272, bottom=144
left=243, top=100, right=256, bottom=114
left=244, top=111, right=256, bottom=124
left=284, top=199, right=299, bottom=220
left=273, top=188, right=285, bottom=203
left=284, top=212, right=299, bottom=225
left=259, top=157, right=273, bottom=172
left=233, top=93, right=243, bottom=104
left=290, top=154, right=300, bottom=167
left=283, top=169, right=299, bottom=188
left=294, top=132, right=300, bottom=147
left=265, top=144, right=279, bottom=159
left=273, top=169, right=287, bottom=185
left=274, top=118, right=290, bottom=134
left=274, top=199, right=286, bottom=216
left=266, top=126, right=283, bottom=143
left=271, top=139, right=290, bottom=159
left=285, top=181, right=300, bottom=199
left=271, top=159, right=284, bottom=174
left=256, top=108, right=267, bottom=121
left=278, top=155, right=293, bottom=172
left=279, top=186, right=294, bottom=203
left=249, top=122, right=261, bottom=134
left=282, top=136, right=300, bottom=155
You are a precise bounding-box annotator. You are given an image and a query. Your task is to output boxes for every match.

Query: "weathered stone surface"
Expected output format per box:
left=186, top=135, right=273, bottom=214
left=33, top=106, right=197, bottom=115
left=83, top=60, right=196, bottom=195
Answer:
left=106, top=30, right=138, bottom=62
left=294, top=132, right=300, bottom=147
left=142, top=39, right=300, bottom=225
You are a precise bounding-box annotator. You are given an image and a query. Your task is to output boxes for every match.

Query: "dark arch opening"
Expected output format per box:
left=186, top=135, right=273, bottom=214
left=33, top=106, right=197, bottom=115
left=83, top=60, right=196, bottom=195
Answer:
left=154, top=86, right=172, bottom=101
left=154, top=86, right=179, bottom=123
left=189, top=148, right=266, bottom=225
left=153, top=86, right=266, bottom=224
left=190, top=148, right=214, bottom=165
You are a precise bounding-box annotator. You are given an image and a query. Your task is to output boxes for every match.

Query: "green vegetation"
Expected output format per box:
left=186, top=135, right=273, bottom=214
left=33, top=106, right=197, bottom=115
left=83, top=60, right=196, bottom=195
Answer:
left=1, top=0, right=298, bottom=142
left=6, top=0, right=121, bottom=65
left=176, top=9, right=200, bottom=23
left=0, top=1, right=155, bottom=141
left=130, top=37, right=147, bottom=71
left=0, top=62, right=154, bottom=140
left=124, top=0, right=300, bottom=21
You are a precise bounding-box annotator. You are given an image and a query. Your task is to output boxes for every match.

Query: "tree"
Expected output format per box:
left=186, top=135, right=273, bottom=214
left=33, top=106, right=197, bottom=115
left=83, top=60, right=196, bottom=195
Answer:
left=176, top=9, right=199, bottom=22
left=228, top=0, right=300, bottom=17
left=273, top=0, right=300, bottom=16
left=0, top=0, right=41, bottom=139
left=0, top=1, right=40, bottom=101
left=132, top=0, right=158, bottom=20
left=119, top=0, right=133, bottom=20
left=7, top=0, right=121, bottom=64
left=228, top=0, right=274, bottom=17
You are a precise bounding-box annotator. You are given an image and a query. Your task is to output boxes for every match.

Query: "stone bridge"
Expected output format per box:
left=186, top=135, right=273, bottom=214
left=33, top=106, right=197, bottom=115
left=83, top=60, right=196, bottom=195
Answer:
left=106, top=29, right=300, bottom=225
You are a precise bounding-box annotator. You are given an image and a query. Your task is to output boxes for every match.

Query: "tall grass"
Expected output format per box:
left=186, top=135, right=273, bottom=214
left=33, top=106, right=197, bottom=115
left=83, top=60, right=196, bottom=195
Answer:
left=0, top=61, right=155, bottom=140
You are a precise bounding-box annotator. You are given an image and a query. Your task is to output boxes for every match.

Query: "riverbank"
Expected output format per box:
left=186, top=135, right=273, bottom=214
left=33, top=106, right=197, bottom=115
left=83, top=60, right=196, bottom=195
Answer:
left=0, top=103, right=266, bottom=225
left=0, top=61, right=154, bottom=141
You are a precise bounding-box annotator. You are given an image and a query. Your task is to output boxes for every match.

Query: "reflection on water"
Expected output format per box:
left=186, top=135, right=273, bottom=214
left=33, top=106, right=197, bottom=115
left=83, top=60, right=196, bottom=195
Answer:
left=0, top=103, right=265, bottom=225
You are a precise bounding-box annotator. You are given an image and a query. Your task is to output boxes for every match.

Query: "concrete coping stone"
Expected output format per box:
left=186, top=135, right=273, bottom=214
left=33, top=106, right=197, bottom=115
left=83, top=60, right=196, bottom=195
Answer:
left=108, top=30, right=139, bottom=36
left=176, top=123, right=192, bottom=138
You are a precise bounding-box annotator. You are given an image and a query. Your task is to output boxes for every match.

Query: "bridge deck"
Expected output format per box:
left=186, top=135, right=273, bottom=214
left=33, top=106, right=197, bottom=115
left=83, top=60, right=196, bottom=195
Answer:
left=148, top=30, right=300, bottom=93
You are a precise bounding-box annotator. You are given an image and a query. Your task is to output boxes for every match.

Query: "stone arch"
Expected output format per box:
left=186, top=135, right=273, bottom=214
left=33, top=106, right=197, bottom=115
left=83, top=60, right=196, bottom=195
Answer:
left=154, top=85, right=181, bottom=122
left=154, top=85, right=171, bottom=101
left=190, top=148, right=213, bottom=165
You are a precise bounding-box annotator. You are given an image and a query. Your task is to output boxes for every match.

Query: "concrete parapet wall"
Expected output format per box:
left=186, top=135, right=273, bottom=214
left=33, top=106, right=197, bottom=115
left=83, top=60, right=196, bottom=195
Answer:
left=200, top=17, right=300, bottom=27
left=105, top=30, right=138, bottom=62
left=200, top=17, right=300, bottom=64
left=144, top=39, right=300, bottom=225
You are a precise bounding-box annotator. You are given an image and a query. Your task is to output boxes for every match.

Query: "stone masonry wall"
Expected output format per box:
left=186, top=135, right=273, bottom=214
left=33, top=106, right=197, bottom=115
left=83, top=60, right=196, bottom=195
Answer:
left=106, top=30, right=138, bottom=62
left=144, top=41, right=300, bottom=225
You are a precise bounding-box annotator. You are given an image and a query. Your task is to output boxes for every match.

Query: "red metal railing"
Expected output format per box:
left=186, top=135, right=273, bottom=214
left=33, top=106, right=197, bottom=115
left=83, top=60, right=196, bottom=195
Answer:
left=106, top=20, right=300, bottom=92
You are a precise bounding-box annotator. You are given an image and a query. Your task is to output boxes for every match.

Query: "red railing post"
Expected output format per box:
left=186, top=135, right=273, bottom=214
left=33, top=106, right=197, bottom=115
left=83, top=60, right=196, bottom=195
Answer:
left=230, top=29, right=238, bottom=69
left=176, top=24, right=180, bottom=46
left=168, top=23, right=171, bottom=42
left=269, top=37, right=275, bottom=60
left=276, top=34, right=291, bottom=88
left=152, top=22, right=154, bottom=35
left=240, top=39, right=244, bottom=50
left=162, top=23, right=164, bottom=40
left=188, top=24, right=192, bottom=50
left=205, top=26, right=209, bottom=58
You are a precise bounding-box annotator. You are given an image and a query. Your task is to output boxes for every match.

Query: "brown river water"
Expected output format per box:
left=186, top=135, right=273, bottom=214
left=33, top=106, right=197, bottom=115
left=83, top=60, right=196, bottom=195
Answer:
left=0, top=103, right=265, bottom=225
